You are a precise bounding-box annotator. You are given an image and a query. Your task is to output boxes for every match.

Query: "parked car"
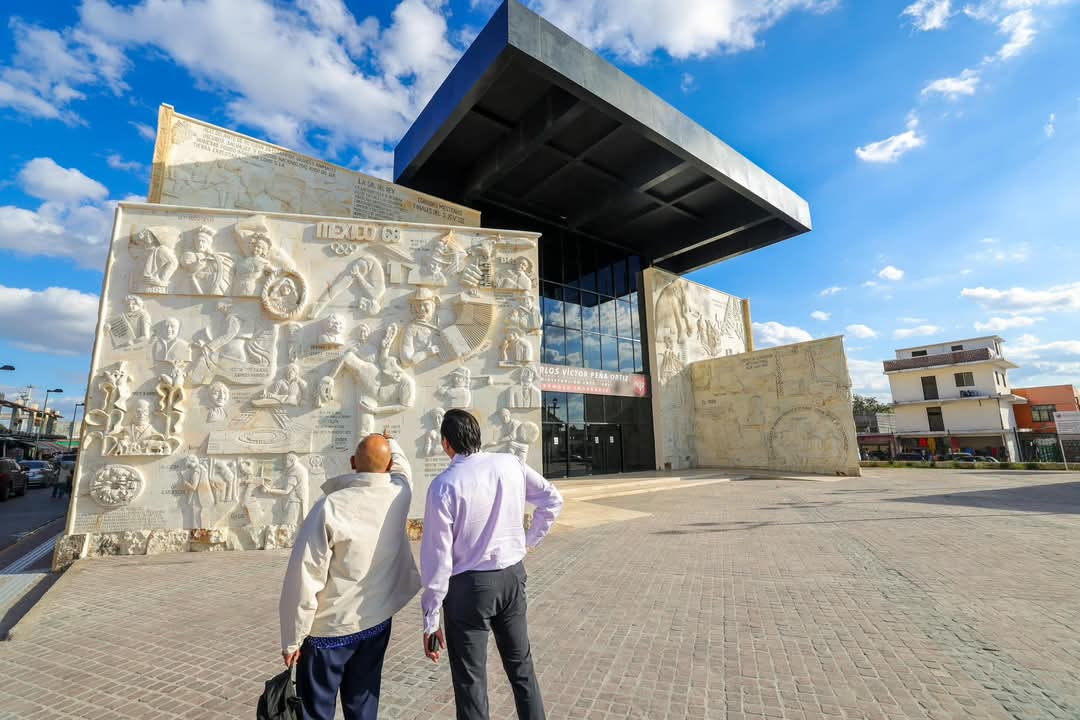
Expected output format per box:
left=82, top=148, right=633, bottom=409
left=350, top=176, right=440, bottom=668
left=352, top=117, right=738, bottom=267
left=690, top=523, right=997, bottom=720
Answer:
left=976, top=456, right=999, bottom=463
left=895, top=452, right=927, bottom=461
left=944, top=453, right=977, bottom=462
left=0, top=457, right=28, bottom=501
left=19, top=459, right=58, bottom=488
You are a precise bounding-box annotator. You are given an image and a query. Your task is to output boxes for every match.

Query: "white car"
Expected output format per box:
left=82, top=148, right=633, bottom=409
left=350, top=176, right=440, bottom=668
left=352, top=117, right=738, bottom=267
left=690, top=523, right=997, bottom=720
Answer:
left=19, top=460, right=58, bottom=488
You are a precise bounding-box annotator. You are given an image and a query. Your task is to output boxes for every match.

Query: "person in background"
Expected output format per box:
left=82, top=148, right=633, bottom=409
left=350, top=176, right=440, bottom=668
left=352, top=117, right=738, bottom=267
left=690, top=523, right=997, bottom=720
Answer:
left=421, top=409, right=563, bottom=720
left=278, top=431, right=420, bottom=720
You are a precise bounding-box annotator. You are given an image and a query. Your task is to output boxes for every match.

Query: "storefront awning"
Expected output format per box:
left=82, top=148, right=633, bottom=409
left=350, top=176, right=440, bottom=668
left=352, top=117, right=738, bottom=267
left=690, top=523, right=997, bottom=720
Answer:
left=394, top=0, right=811, bottom=273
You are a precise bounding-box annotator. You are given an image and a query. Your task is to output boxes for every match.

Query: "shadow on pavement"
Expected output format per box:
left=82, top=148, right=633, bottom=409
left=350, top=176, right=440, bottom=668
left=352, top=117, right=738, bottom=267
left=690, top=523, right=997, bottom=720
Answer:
left=887, top=482, right=1080, bottom=514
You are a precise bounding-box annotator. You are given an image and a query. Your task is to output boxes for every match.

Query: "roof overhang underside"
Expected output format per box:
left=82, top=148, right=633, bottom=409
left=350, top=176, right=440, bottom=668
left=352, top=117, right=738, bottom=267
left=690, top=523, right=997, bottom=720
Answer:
left=394, top=0, right=811, bottom=275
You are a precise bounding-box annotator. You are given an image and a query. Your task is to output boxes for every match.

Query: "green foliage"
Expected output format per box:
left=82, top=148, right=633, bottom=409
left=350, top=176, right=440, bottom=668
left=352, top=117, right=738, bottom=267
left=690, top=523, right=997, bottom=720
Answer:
left=852, top=393, right=894, bottom=415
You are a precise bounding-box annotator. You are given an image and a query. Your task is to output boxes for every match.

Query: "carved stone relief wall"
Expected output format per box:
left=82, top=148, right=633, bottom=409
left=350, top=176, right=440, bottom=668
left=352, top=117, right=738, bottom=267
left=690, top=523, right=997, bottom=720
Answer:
left=641, top=267, right=751, bottom=470
left=66, top=203, right=542, bottom=553
left=691, top=336, right=860, bottom=476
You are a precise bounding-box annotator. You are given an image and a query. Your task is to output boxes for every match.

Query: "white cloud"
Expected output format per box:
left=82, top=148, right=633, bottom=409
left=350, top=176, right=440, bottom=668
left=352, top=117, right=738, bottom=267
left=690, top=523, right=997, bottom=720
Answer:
left=846, top=324, right=878, bottom=339
left=996, top=9, right=1036, bottom=60
left=961, top=282, right=1080, bottom=314
left=862, top=280, right=879, bottom=288
left=1045, top=112, right=1056, bottom=138
left=0, top=18, right=128, bottom=123
left=106, top=153, right=145, bottom=173
left=680, top=72, right=695, bottom=93
left=753, top=321, right=813, bottom=348
left=0, top=285, right=99, bottom=355
left=1007, top=334, right=1080, bottom=382
left=847, top=358, right=891, bottom=398
left=17, top=157, right=108, bottom=203
left=974, top=315, right=1043, bottom=332
left=526, top=0, right=839, bottom=63
left=902, top=0, right=952, bottom=30
left=921, top=68, right=980, bottom=100
left=0, top=158, right=115, bottom=270
left=894, top=324, right=943, bottom=339
left=856, top=114, right=926, bottom=163
left=129, top=121, right=156, bottom=141
left=810, top=310, right=831, bottom=321
left=898, top=316, right=928, bottom=324
left=983, top=239, right=1030, bottom=263
left=819, top=285, right=845, bottom=296
left=877, top=265, right=905, bottom=281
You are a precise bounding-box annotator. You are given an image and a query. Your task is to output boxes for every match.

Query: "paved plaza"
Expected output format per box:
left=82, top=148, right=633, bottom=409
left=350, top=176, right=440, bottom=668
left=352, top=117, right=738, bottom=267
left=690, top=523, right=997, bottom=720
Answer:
left=3, top=467, right=1080, bottom=720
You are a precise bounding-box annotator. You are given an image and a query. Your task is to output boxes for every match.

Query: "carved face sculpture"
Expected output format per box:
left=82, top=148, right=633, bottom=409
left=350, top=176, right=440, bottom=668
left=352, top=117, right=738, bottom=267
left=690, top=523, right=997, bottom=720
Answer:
left=251, top=236, right=270, bottom=258
left=284, top=364, right=300, bottom=383
left=325, top=314, right=345, bottom=336
left=275, top=279, right=296, bottom=299
left=521, top=367, right=537, bottom=386
left=164, top=318, right=180, bottom=341
left=356, top=323, right=371, bottom=343
left=384, top=358, right=404, bottom=382
left=285, top=453, right=297, bottom=469
left=453, top=371, right=469, bottom=388
left=433, top=408, right=445, bottom=428
left=134, top=399, right=151, bottom=426
left=317, top=377, right=334, bottom=404
left=195, top=228, right=213, bottom=253
left=515, top=258, right=530, bottom=274
left=414, top=299, right=435, bottom=322
left=125, top=295, right=142, bottom=313
left=209, top=381, right=229, bottom=408
left=499, top=408, right=512, bottom=425
left=238, top=458, right=256, bottom=477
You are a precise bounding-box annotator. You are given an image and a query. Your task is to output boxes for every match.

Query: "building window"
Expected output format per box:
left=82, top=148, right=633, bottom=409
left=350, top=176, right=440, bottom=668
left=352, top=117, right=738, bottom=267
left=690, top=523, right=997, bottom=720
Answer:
left=951, top=345, right=963, bottom=352
left=1031, top=404, right=1056, bottom=423
left=921, top=376, right=939, bottom=400
left=911, top=350, right=927, bottom=357
left=927, top=407, right=945, bottom=432
left=954, top=372, right=975, bottom=387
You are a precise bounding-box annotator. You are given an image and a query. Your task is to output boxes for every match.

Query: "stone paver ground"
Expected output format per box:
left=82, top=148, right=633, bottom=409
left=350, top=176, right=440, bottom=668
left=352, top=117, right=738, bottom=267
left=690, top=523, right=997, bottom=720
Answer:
left=3, top=467, right=1080, bottom=719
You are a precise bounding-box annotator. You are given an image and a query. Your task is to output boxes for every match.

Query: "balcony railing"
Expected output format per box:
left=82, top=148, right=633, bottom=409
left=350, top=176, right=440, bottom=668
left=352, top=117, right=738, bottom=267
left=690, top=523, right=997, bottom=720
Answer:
left=884, top=347, right=997, bottom=373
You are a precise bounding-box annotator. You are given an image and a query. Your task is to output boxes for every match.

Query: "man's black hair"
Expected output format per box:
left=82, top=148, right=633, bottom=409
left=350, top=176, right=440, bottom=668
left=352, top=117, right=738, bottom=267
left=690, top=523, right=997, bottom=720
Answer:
left=441, top=409, right=482, bottom=455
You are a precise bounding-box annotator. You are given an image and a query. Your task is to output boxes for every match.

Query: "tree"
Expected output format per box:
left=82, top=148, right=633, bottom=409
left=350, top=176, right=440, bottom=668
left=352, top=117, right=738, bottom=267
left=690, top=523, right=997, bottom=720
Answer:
left=852, top=393, right=894, bottom=415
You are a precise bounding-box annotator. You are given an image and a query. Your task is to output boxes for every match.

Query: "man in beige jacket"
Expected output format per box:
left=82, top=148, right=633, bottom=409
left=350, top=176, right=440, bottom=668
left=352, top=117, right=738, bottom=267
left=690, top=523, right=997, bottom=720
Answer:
left=279, top=431, right=420, bottom=720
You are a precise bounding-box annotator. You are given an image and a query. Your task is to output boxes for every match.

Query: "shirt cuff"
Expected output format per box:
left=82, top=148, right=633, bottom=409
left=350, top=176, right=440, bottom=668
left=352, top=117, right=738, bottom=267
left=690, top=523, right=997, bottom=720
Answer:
left=424, top=611, right=441, bottom=635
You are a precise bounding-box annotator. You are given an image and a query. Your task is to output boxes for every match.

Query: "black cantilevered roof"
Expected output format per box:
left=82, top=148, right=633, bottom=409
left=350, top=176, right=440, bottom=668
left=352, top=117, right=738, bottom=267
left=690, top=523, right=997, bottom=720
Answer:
left=394, top=0, right=811, bottom=274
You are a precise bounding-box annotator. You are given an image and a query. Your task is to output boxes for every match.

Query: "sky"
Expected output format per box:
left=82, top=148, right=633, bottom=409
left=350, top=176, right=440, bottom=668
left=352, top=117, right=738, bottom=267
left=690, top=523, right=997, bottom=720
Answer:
left=0, top=0, right=1077, bottom=416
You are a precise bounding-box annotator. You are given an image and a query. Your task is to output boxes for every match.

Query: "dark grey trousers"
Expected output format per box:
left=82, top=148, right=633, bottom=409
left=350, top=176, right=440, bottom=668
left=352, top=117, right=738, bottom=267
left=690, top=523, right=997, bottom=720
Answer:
left=444, top=561, right=545, bottom=720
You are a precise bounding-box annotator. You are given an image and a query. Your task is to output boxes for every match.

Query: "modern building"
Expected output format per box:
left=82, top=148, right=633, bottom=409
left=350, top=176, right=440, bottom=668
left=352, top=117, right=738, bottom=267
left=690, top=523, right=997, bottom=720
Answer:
left=882, top=336, right=1026, bottom=460
left=1013, top=385, right=1080, bottom=462
left=0, top=395, right=66, bottom=458
left=394, top=0, right=811, bottom=477
left=854, top=412, right=897, bottom=459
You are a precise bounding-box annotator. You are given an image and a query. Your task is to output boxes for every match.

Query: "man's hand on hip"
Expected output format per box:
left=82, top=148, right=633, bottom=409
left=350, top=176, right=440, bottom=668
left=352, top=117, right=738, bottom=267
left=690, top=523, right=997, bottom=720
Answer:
left=423, top=629, right=445, bottom=663
left=282, top=649, right=301, bottom=668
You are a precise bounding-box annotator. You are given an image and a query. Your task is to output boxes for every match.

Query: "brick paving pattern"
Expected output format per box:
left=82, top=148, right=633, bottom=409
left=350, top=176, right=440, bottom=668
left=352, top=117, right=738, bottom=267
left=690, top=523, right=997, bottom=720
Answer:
left=2, top=468, right=1080, bottom=719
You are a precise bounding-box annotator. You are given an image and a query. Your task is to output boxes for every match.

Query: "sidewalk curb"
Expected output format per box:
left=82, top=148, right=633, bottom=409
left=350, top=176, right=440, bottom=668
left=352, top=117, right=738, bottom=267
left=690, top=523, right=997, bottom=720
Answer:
left=4, top=561, right=82, bottom=642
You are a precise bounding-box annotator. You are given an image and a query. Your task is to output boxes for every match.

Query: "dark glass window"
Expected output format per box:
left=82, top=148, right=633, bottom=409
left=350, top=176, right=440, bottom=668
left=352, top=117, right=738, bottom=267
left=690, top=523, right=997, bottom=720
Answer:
left=619, top=340, right=635, bottom=373
left=562, top=239, right=579, bottom=288
left=596, top=259, right=613, bottom=296
left=602, top=335, right=620, bottom=371
left=580, top=292, right=600, bottom=334
left=542, top=391, right=567, bottom=423
left=562, top=288, right=581, bottom=330
left=599, top=298, right=618, bottom=336
left=629, top=292, right=640, bottom=339
left=567, top=393, right=585, bottom=424
left=585, top=394, right=606, bottom=423
left=613, top=259, right=628, bottom=298
left=578, top=243, right=596, bottom=292
left=616, top=300, right=632, bottom=339
left=564, top=329, right=583, bottom=367
left=542, top=284, right=563, bottom=327
left=543, top=326, right=565, bottom=365
left=628, top=256, right=641, bottom=293
left=1032, top=404, right=1056, bottom=422
left=583, top=332, right=602, bottom=369
left=567, top=425, right=590, bottom=476
left=540, top=234, right=563, bottom=285
left=632, top=340, right=643, bottom=373
left=927, top=407, right=945, bottom=432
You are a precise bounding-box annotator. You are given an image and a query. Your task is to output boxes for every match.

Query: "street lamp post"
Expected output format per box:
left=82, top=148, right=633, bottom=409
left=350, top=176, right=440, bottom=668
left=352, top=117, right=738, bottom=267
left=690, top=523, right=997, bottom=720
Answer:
left=38, top=388, right=65, bottom=441
left=67, top=402, right=85, bottom=450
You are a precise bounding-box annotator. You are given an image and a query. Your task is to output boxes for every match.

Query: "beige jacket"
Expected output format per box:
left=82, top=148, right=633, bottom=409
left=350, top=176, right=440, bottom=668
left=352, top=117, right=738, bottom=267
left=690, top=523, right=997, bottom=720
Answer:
left=279, top=439, right=421, bottom=653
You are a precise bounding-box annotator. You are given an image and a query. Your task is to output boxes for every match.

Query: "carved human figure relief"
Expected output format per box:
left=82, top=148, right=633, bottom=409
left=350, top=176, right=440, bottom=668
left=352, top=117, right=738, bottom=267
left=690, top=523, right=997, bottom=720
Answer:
left=110, top=295, right=152, bottom=348
left=179, top=225, right=233, bottom=295
left=489, top=409, right=539, bottom=462
left=113, top=399, right=171, bottom=456
left=499, top=328, right=534, bottom=367
left=507, top=366, right=542, bottom=409
left=331, top=323, right=413, bottom=438
left=232, top=215, right=298, bottom=295
left=257, top=363, right=307, bottom=407
left=315, top=376, right=335, bottom=408
left=310, top=254, right=386, bottom=318
left=401, top=288, right=442, bottom=365
left=129, top=226, right=180, bottom=294
left=152, top=318, right=192, bottom=364
left=189, top=301, right=275, bottom=385
left=657, top=279, right=693, bottom=344
left=436, top=367, right=472, bottom=409
left=155, top=362, right=186, bottom=438
left=460, top=240, right=494, bottom=288
left=659, top=337, right=685, bottom=384
left=496, top=256, right=534, bottom=291
left=421, top=407, right=446, bottom=457
left=89, top=465, right=145, bottom=507
left=262, top=453, right=309, bottom=526
left=507, top=296, right=543, bottom=335
left=236, top=458, right=265, bottom=525
left=178, top=455, right=215, bottom=528
left=206, top=381, right=230, bottom=423
left=409, top=231, right=465, bottom=286
left=317, top=313, right=346, bottom=348
left=262, top=271, right=307, bottom=320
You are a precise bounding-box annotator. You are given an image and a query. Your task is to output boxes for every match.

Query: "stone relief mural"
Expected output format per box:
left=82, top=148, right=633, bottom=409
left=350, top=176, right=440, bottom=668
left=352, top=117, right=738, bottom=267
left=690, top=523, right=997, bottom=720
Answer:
left=148, top=104, right=480, bottom=227
left=642, top=267, right=751, bottom=471
left=691, top=337, right=860, bottom=476
left=65, top=203, right=542, bottom=557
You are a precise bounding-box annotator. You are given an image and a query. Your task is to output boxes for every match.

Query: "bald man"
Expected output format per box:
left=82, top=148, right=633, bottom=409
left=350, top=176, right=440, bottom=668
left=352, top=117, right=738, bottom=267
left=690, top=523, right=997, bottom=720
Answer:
left=279, top=432, right=421, bottom=720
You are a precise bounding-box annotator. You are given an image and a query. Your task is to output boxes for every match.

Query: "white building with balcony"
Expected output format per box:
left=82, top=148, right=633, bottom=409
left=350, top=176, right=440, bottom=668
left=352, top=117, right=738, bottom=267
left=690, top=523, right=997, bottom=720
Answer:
left=882, top=335, right=1026, bottom=460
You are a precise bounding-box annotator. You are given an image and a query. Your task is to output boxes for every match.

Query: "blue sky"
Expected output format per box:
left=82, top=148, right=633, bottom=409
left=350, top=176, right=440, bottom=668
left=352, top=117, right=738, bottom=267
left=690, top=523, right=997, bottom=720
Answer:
left=0, top=0, right=1077, bottom=414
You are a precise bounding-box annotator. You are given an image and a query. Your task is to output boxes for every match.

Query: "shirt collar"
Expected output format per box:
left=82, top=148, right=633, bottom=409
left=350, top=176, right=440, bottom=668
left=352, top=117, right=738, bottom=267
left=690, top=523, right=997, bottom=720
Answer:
left=321, top=471, right=392, bottom=495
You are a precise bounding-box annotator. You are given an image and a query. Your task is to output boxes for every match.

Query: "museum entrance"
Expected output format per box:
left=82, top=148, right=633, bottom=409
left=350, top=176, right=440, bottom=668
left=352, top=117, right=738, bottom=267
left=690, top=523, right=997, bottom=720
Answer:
left=541, top=392, right=654, bottom=479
